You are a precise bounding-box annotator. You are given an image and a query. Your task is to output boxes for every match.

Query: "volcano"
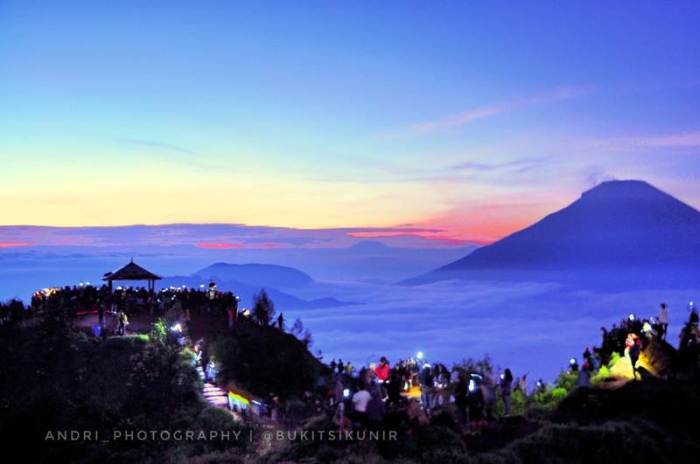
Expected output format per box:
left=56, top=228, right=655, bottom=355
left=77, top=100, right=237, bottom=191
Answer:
left=408, top=180, right=700, bottom=288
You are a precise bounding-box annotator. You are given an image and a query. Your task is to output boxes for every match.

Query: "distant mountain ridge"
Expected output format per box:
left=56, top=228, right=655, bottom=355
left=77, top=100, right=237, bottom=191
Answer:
left=195, top=262, right=313, bottom=289
left=408, top=180, right=700, bottom=288
left=349, top=240, right=392, bottom=252
left=160, top=274, right=346, bottom=310
left=162, top=262, right=349, bottom=310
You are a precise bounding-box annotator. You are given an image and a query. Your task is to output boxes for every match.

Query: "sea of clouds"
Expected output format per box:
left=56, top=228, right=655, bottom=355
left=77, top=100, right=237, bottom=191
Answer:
left=1, top=248, right=695, bottom=383
left=291, top=279, right=694, bottom=382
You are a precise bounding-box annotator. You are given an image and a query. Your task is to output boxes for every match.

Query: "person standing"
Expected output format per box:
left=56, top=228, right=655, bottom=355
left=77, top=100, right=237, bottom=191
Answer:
left=366, top=386, right=386, bottom=430
left=517, top=374, right=528, bottom=394
left=387, top=370, right=403, bottom=405
left=419, top=364, right=434, bottom=413
left=351, top=383, right=371, bottom=428
left=277, top=313, right=285, bottom=331
left=375, top=356, right=390, bottom=397
left=626, top=333, right=641, bottom=380
left=227, top=305, right=236, bottom=329
left=117, top=310, right=128, bottom=336
left=453, top=372, right=468, bottom=425
left=689, top=302, right=699, bottom=326
left=375, top=357, right=391, bottom=383
left=500, top=368, right=513, bottom=415
left=583, top=347, right=592, bottom=363
left=469, top=378, right=485, bottom=422
left=658, top=303, right=669, bottom=340
left=578, top=358, right=592, bottom=389
left=98, top=302, right=105, bottom=329
left=569, top=358, right=579, bottom=373
left=481, top=377, right=497, bottom=421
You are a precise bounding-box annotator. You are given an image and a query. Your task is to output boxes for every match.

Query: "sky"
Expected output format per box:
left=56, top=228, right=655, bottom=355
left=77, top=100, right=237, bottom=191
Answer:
left=1, top=0, right=700, bottom=244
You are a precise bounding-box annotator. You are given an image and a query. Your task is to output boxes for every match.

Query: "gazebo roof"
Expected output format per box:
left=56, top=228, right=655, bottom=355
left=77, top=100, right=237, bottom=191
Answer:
left=103, top=260, right=162, bottom=281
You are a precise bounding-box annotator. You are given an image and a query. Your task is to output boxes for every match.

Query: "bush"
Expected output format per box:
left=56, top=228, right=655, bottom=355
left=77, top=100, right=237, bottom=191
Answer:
left=209, top=319, right=323, bottom=399
left=591, top=366, right=611, bottom=384
left=511, top=390, right=528, bottom=415
left=608, top=351, right=622, bottom=368
left=495, top=389, right=529, bottom=416
left=150, top=319, right=168, bottom=344
left=551, top=387, right=568, bottom=400
left=554, top=370, right=578, bottom=392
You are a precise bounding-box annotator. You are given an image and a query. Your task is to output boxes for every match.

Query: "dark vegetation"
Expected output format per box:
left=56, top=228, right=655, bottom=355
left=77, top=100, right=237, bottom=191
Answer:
left=0, top=308, right=248, bottom=463
left=183, top=289, right=327, bottom=401
left=259, top=377, right=700, bottom=464
left=255, top=313, right=700, bottom=464
left=210, top=312, right=326, bottom=400
left=2, top=294, right=700, bottom=464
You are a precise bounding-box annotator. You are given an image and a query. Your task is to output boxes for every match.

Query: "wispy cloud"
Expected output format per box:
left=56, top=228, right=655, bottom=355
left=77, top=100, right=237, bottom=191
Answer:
left=631, top=131, right=700, bottom=148
left=114, top=137, right=240, bottom=172
left=345, top=231, right=475, bottom=247
left=0, top=241, right=32, bottom=248
left=572, top=130, right=700, bottom=153
left=403, top=85, right=594, bottom=136
left=0, top=224, right=460, bottom=250
left=116, top=138, right=197, bottom=156
left=310, top=156, right=553, bottom=186
left=408, top=105, right=503, bottom=134
left=196, top=242, right=246, bottom=250
left=450, top=157, right=550, bottom=174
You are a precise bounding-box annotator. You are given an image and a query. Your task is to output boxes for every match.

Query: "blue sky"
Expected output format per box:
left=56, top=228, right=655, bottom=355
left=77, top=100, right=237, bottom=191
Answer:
left=1, top=0, right=699, bottom=242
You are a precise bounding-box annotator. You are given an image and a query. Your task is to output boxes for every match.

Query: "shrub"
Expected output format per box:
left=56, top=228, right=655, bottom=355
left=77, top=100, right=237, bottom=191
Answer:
left=150, top=319, right=167, bottom=345
left=554, top=370, right=578, bottom=392
left=551, top=387, right=568, bottom=400
left=530, top=384, right=569, bottom=412
left=608, top=351, right=621, bottom=368
left=511, top=390, right=528, bottom=415
left=209, top=319, right=323, bottom=399
left=591, top=366, right=611, bottom=384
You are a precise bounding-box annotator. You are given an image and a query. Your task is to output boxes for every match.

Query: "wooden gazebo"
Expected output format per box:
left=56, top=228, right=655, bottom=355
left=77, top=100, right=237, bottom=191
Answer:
left=103, top=259, right=162, bottom=292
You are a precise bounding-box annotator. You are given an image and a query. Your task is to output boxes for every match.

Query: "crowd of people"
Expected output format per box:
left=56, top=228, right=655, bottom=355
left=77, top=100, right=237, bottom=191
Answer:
left=322, top=300, right=700, bottom=432
left=27, top=282, right=242, bottom=336
left=31, top=283, right=238, bottom=316
left=595, top=301, right=700, bottom=380
left=324, top=354, right=521, bottom=431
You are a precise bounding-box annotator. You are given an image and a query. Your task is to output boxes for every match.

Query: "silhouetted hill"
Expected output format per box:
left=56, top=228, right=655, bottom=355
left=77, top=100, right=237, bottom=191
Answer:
left=160, top=274, right=347, bottom=310
left=349, top=240, right=392, bottom=252
left=409, top=180, right=700, bottom=288
left=194, top=262, right=314, bottom=289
